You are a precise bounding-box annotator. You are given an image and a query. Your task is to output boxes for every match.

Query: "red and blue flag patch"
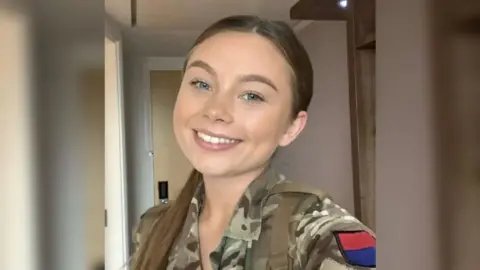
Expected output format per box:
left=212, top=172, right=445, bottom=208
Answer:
left=333, top=230, right=376, bottom=267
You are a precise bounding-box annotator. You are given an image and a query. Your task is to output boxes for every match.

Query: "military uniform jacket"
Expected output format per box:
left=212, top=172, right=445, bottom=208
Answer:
left=132, top=167, right=376, bottom=270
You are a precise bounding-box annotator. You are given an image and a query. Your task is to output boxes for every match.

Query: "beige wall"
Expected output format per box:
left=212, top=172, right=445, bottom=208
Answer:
left=446, top=35, right=480, bottom=269
left=81, top=69, right=105, bottom=269
left=150, top=70, right=192, bottom=204
left=272, top=21, right=355, bottom=214
left=376, top=0, right=440, bottom=268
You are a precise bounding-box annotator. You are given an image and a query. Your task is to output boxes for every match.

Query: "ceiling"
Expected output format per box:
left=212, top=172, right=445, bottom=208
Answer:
left=106, top=0, right=303, bottom=56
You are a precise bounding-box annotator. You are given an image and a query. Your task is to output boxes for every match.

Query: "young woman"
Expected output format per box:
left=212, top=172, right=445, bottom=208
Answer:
left=131, top=15, right=376, bottom=270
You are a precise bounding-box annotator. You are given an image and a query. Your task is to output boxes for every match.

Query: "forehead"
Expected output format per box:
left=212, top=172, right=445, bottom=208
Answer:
left=187, top=32, right=292, bottom=81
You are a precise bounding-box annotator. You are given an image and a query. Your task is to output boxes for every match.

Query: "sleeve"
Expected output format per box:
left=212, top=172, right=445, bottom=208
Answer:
left=130, top=205, right=171, bottom=262
left=295, top=198, right=376, bottom=270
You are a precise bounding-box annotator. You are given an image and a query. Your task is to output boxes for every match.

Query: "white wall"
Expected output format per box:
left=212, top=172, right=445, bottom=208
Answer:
left=105, top=33, right=131, bottom=269
left=32, top=14, right=104, bottom=267
left=123, top=54, right=153, bottom=247
left=0, top=9, right=37, bottom=270
left=36, top=41, right=102, bottom=270
left=272, top=21, right=355, bottom=213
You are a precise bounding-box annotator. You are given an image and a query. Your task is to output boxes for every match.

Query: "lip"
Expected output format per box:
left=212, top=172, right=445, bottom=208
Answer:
left=193, top=128, right=241, bottom=141
left=192, top=129, right=243, bottom=152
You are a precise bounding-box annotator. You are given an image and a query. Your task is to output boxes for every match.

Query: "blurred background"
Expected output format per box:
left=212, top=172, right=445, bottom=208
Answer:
left=0, top=0, right=479, bottom=269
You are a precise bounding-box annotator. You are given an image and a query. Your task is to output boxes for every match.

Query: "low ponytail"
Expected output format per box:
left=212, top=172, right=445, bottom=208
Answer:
left=132, top=169, right=202, bottom=269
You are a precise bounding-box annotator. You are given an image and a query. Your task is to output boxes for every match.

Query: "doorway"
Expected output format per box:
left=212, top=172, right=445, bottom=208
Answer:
left=150, top=70, right=192, bottom=204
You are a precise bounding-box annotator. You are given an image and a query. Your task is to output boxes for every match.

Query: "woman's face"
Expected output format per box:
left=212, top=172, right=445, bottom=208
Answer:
left=173, top=31, right=307, bottom=178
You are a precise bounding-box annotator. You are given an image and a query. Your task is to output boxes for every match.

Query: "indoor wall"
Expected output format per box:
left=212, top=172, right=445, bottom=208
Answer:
left=150, top=70, right=192, bottom=204
left=272, top=21, right=355, bottom=213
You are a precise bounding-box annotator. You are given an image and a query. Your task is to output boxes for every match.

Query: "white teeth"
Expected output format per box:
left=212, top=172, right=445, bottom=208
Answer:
left=197, top=132, right=238, bottom=144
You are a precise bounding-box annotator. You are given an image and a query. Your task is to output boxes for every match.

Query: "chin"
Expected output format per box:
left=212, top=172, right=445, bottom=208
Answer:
left=192, top=161, right=235, bottom=178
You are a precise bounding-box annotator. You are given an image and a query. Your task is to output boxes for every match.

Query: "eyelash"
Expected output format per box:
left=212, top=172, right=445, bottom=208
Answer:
left=190, top=79, right=211, bottom=91
left=241, top=91, right=265, bottom=102
left=188, top=79, right=265, bottom=103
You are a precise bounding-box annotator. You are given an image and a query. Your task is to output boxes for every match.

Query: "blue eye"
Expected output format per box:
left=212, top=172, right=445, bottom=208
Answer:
left=241, top=92, right=265, bottom=102
left=190, top=80, right=211, bottom=91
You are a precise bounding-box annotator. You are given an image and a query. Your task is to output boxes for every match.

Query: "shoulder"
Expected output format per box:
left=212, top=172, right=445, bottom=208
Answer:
left=140, top=203, right=171, bottom=221
left=292, top=192, right=376, bottom=269
left=268, top=180, right=375, bottom=269
left=136, top=204, right=171, bottom=234
left=132, top=204, right=171, bottom=252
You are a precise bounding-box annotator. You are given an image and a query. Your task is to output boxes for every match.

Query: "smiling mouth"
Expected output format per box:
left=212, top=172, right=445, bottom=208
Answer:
left=194, top=130, right=241, bottom=144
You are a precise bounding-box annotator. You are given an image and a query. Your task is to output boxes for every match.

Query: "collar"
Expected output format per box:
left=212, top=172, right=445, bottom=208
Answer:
left=190, top=166, right=283, bottom=242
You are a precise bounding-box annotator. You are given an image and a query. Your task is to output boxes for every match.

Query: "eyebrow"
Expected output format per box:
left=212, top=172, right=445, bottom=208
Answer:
left=186, top=60, right=217, bottom=77
left=186, top=59, right=278, bottom=91
left=238, top=74, right=278, bottom=92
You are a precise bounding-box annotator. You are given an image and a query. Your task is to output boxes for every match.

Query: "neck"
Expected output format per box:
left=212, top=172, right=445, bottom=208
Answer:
left=200, top=166, right=267, bottom=225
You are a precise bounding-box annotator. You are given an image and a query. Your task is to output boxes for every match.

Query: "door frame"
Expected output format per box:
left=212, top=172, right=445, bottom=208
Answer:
left=105, top=19, right=128, bottom=269
left=141, top=57, right=185, bottom=201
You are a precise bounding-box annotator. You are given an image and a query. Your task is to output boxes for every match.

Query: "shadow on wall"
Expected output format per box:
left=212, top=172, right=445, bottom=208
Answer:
left=92, top=261, right=104, bottom=270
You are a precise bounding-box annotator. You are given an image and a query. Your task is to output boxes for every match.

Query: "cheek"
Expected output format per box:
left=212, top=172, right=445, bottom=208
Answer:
left=173, top=88, right=195, bottom=123
left=241, top=109, right=290, bottom=143
left=172, top=89, right=193, bottom=136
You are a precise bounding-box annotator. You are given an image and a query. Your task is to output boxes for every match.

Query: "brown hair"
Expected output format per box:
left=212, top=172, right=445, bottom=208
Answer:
left=132, top=15, right=313, bottom=269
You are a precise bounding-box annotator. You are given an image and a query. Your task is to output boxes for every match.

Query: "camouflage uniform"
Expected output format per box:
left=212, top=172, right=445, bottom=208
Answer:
left=133, top=167, right=376, bottom=270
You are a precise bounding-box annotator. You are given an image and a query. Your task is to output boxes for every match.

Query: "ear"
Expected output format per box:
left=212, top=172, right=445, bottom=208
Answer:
left=278, top=111, right=308, bottom=147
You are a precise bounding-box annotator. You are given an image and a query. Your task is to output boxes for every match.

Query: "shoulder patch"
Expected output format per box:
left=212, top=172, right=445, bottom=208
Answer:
left=333, top=230, right=376, bottom=267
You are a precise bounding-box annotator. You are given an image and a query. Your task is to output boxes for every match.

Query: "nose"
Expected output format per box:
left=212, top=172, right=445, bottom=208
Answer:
left=202, top=93, right=233, bottom=123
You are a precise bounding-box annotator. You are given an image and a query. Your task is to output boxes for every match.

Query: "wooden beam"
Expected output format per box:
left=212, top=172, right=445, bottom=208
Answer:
left=456, top=15, right=480, bottom=34
left=131, top=0, right=137, bottom=27
left=356, top=32, right=376, bottom=50
left=345, top=2, right=363, bottom=220
left=290, top=0, right=349, bottom=21
left=353, top=0, right=375, bottom=43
